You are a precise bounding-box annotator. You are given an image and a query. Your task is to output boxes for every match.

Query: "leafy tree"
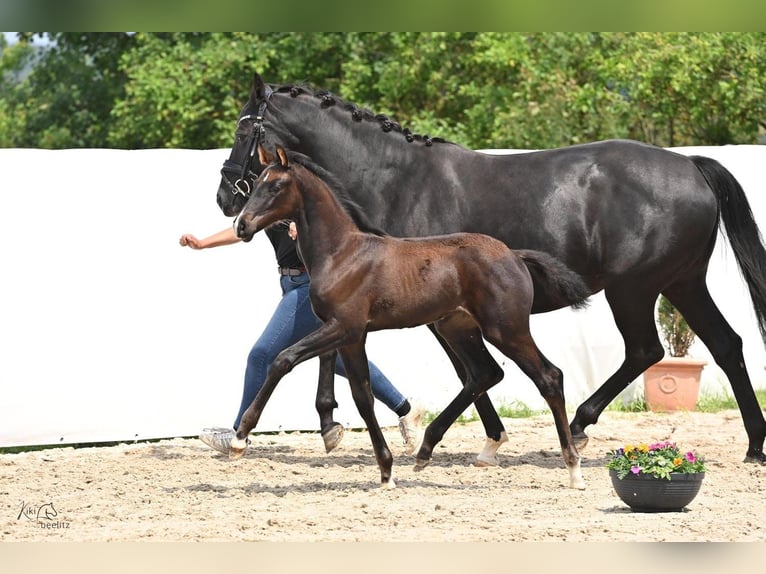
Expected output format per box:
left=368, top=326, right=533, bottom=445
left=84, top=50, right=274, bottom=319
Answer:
left=0, top=33, right=35, bottom=146
left=1, top=32, right=764, bottom=150
left=599, top=32, right=766, bottom=146
left=1, top=33, right=135, bottom=148
left=109, top=32, right=352, bottom=148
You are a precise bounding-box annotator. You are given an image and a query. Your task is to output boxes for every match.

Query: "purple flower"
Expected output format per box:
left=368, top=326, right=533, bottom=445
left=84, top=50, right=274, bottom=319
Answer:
left=630, top=466, right=641, bottom=474
left=685, top=452, right=696, bottom=463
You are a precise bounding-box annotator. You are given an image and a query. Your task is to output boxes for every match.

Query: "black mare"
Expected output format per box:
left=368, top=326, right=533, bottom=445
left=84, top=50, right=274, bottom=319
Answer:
left=218, top=73, right=766, bottom=464
left=230, top=143, right=590, bottom=488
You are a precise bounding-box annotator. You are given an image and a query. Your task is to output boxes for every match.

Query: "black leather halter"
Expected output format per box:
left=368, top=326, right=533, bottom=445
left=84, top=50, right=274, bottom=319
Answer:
left=220, top=86, right=273, bottom=198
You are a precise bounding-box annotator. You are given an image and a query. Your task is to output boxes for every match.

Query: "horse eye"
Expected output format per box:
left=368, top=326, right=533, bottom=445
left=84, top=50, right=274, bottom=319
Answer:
left=270, top=181, right=282, bottom=193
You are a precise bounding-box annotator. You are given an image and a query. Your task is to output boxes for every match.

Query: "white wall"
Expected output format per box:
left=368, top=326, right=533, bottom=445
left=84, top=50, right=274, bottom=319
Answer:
left=1, top=146, right=764, bottom=447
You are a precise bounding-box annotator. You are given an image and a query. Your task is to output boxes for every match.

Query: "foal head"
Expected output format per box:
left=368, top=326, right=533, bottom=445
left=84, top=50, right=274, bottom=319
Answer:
left=235, top=144, right=388, bottom=243
left=234, top=144, right=304, bottom=242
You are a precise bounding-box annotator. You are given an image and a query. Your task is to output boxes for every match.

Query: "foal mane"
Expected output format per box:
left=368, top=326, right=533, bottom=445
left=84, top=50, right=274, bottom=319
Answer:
left=272, top=83, right=450, bottom=147
left=286, top=150, right=389, bottom=237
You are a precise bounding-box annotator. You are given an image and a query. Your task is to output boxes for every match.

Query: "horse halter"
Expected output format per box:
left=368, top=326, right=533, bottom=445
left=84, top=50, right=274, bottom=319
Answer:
left=220, top=86, right=273, bottom=198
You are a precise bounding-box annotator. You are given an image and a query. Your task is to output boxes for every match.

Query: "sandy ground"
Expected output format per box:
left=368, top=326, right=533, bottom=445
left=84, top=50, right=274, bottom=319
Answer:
left=1, top=409, right=764, bottom=542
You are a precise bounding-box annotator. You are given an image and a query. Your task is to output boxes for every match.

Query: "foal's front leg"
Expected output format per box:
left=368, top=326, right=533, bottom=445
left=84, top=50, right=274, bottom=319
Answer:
left=338, top=343, right=395, bottom=489
left=230, top=319, right=358, bottom=458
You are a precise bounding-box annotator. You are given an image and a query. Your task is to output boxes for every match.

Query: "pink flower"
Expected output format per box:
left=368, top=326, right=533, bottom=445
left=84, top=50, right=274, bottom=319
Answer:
left=685, top=452, right=696, bottom=463
left=630, top=466, right=641, bottom=474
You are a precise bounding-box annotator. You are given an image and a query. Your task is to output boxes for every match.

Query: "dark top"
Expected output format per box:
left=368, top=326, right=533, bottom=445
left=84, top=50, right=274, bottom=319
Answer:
left=265, top=221, right=303, bottom=269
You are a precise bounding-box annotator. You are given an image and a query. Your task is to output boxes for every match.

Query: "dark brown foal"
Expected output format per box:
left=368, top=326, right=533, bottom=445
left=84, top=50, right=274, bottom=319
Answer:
left=231, top=144, right=589, bottom=489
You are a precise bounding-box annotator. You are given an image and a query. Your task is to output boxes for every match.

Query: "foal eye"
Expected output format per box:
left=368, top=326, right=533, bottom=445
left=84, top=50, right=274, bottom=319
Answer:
left=270, top=181, right=282, bottom=193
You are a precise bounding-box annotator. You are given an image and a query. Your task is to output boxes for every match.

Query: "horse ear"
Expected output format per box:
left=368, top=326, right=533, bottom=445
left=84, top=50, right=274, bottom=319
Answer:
left=249, top=73, right=266, bottom=107
left=257, top=144, right=274, bottom=167
left=276, top=145, right=289, bottom=168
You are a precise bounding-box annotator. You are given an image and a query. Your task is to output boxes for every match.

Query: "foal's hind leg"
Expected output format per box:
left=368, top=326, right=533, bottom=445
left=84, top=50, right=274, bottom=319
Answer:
left=315, top=351, right=345, bottom=453
left=487, top=328, right=585, bottom=490
left=569, top=286, right=665, bottom=450
left=416, top=313, right=506, bottom=468
left=664, top=277, right=766, bottom=463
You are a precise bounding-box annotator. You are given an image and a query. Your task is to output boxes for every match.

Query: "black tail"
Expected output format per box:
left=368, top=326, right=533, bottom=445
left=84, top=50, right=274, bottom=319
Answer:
left=517, top=250, right=591, bottom=312
left=691, top=155, right=766, bottom=341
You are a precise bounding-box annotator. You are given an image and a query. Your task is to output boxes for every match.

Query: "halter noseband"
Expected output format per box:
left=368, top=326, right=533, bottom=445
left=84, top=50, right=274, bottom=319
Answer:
left=220, top=86, right=273, bottom=198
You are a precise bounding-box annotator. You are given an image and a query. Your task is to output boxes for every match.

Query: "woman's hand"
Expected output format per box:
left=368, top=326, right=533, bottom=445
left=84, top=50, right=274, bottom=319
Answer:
left=179, top=234, right=203, bottom=249
left=179, top=227, right=240, bottom=250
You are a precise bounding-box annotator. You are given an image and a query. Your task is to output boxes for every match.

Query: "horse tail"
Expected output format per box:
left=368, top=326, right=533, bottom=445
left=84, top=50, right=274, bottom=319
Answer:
left=690, top=155, right=766, bottom=341
left=517, top=250, right=591, bottom=312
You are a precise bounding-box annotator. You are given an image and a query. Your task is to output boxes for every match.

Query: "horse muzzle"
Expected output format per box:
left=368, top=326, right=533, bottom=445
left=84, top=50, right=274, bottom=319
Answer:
left=234, top=212, right=258, bottom=242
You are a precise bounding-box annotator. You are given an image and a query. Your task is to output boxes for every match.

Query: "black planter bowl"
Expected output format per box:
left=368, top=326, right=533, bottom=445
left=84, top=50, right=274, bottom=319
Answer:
left=609, top=469, right=705, bottom=512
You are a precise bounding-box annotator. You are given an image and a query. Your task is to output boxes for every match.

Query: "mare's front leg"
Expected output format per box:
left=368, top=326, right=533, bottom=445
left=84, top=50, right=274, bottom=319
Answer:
left=427, top=323, right=508, bottom=466
left=315, top=351, right=345, bottom=453
left=416, top=313, right=507, bottom=468
left=230, top=319, right=357, bottom=459
left=338, top=343, right=395, bottom=489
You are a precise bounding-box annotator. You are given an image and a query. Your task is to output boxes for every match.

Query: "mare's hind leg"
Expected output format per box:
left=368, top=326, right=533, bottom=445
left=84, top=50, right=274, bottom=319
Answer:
left=569, top=286, right=664, bottom=449
left=427, top=324, right=509, bottom=465
left=338, top=343, right=395, bottom=488
left=416, top=312, right=506, bottom=468
left=315, top=351, right=345, bottom=453
left=664, top=277, right=766, bottom=463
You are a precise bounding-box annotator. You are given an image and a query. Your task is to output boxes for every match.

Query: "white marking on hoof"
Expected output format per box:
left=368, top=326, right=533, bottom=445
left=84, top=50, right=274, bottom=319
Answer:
left=568, top=462, right=586, bottom=490
left=380, top=478, right=396, bottom=490
left=475, top=431, right=508, bottom=467
left=229, top=436, right=248, bottom=460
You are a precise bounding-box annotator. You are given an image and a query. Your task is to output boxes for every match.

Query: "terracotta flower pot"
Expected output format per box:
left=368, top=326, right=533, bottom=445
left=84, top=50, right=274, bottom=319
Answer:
left=643, top=357, right=706, bottom=412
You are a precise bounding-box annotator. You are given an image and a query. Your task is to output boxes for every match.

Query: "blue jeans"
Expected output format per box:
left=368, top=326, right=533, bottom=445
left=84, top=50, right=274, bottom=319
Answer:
left=233, top=271, right=407, bottom=429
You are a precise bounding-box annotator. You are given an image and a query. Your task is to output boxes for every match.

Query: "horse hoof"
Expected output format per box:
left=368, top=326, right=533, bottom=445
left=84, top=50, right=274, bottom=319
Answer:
left=475, top=432, right=508, bottom=467
left=475, top=454, right=500, bottom=467
left=413, top=458, right=430, bottom=471
left=229, top=437, right=248, bottom=460
left=380, top=478, right=396, bottom=490
left=743, top=452, right=766, bottom=464
left=570, top=477, right=587, bottom=490
left=322, top=423, right=345, bottom=453
left=572, top=432, right=589, bottom=451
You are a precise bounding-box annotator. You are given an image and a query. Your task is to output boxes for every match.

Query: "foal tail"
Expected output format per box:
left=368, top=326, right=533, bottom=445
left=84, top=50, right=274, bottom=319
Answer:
left=517, top=250, right=591, bottom=313
left=691, top=155, right=766, bottom=341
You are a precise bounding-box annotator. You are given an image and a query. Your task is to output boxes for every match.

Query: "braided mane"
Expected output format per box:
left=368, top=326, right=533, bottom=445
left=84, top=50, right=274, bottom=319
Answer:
left=273, top=84, right=449, bottom=147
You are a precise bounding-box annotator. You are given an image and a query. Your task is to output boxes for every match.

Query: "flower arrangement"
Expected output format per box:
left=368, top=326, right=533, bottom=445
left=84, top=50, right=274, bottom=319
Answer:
left=606, top=441, right=706, bottom=480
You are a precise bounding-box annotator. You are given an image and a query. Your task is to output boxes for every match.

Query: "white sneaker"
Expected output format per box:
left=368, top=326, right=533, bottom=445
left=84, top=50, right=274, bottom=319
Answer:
left=199, top=427, right=249, bottom=455
left=398, top=401, right=425, bottom=455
